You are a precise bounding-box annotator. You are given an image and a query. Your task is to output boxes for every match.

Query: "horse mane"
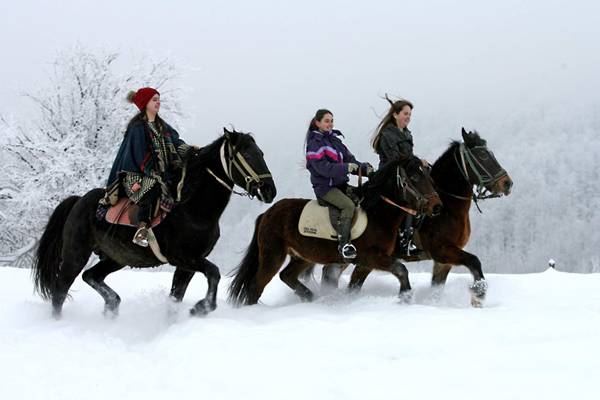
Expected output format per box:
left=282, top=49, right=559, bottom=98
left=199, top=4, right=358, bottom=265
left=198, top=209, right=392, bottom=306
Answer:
left=432, top=131, right=487, bottom=169
left=177, top=130, right=255, bottom=201
left=432, top=141, right=461, bottom=170
left=358, top=161, right=400, bottom=211
left=184, top=130, right=255, bottom=168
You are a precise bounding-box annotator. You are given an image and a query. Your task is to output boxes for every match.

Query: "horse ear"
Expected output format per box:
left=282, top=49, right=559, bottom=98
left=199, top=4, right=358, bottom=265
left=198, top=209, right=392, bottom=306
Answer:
left=461, top=127, right=469, bottom=140
left=223, top=127, right=231, bottom=138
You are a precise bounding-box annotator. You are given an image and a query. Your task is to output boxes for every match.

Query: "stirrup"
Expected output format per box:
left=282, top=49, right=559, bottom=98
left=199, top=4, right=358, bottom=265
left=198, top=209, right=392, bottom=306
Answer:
left=132, top=227, right=149, bottom=247
left=340, top=243, right=357, bottom=259
left=395, top=236, right=421, bottom=257
left=403, top=240, right=422, bottom=256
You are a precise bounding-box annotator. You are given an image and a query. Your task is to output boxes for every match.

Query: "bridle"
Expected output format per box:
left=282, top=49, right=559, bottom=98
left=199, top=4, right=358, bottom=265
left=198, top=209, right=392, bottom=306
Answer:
left=380, top=165, right=438, bottom=216
left=454, top=143, right=507, bottom=200
left=206, top=134, right=272, bottom=200
left=433, top=142, right=508, bottom=212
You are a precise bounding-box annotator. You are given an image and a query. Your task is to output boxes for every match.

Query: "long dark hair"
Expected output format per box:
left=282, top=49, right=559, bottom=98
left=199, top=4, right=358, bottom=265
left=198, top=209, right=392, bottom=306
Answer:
left=304, top=109, right=333, bottom=151
left=126, top=111, right=167, bottom=132
left=371, top=95, right=413, bottom=151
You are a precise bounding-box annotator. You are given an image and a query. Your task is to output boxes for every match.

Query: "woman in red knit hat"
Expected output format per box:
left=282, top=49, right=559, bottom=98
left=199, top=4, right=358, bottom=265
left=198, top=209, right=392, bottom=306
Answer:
left=106, top=87, right=192, bottom=247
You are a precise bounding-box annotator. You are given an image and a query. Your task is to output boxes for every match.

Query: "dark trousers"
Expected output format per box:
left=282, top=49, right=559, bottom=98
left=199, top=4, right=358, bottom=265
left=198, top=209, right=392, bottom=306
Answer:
left=136, top=185, right=161, bottom=224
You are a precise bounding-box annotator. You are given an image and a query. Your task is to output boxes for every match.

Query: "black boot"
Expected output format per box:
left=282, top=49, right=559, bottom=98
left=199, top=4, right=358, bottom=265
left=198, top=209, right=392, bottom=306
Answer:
left=395, top=216, right=422, bottom=257
left=337, top=217, right=357, bottom=260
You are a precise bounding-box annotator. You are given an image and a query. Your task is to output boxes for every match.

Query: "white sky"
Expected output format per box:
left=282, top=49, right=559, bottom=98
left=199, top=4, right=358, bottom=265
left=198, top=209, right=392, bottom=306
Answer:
left=1, top=0, right=599, bottom=146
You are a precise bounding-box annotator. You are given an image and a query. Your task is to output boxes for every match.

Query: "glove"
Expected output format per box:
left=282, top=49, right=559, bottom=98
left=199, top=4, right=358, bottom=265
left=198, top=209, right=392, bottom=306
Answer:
left=364, top=163, right=374, bottom=174
left=347, top=163, right=359, bottom=174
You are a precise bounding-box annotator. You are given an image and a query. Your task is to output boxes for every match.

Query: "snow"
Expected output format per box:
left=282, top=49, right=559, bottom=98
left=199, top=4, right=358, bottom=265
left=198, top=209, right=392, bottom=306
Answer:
left=1, top=266, right=599, bottom=399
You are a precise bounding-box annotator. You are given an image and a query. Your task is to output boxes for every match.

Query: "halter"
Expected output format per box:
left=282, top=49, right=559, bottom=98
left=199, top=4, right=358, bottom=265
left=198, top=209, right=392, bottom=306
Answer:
left=206, top=134, right=272, bottom=199
left=441, top=143, right=508, bottom=212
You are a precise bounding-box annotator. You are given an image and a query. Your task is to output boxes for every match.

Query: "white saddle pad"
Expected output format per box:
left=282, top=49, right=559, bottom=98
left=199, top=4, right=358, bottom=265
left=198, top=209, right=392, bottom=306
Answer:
left=298, top=200, right=368, bottom=241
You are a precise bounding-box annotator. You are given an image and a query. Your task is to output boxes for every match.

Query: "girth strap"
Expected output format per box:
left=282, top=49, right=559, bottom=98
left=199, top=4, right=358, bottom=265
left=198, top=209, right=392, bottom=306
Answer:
left=147, top=228, right=168, bottom=264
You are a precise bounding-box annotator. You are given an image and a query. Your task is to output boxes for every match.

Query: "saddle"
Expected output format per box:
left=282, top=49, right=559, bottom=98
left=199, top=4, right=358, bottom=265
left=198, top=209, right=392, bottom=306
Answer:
left=102, top=198, right=167, bottom=228
left=297, top=200, right=368, bottom=241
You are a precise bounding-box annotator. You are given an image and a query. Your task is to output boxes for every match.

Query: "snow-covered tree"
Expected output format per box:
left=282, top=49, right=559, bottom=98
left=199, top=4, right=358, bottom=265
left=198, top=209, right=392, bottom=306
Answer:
left=0, top=47, right=182, bottom=264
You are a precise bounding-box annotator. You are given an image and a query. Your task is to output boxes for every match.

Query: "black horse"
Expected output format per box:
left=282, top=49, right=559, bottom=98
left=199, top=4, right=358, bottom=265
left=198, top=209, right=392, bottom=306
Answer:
left=33, top=128, right=276, bottom=318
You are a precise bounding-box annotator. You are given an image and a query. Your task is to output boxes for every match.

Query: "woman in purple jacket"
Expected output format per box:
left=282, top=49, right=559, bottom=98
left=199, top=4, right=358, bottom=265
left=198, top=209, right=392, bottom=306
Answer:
left=305, top=109, right=373, bottom=260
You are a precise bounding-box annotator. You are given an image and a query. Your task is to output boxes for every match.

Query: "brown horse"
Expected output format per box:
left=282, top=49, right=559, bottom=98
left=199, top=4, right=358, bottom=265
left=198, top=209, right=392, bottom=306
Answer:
left=320, top=128, right=512, bottom=306
left=228, top=160, right=443, bottom=306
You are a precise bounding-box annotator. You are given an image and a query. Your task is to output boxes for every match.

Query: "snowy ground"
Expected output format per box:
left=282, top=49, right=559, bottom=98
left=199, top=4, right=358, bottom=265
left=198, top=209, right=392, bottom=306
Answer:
left=1, top=266, right=599, bottom=400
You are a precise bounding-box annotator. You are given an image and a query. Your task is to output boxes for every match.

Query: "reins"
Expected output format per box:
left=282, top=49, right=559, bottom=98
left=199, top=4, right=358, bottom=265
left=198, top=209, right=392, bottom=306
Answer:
left=379, top=195, right=418, bottom=215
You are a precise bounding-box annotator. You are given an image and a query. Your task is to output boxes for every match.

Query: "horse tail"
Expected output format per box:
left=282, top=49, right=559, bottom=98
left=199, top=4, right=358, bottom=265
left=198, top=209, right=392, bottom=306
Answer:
left=228, top=213, right=263, bottom=306
left=32, top=195, right=80, bottom=301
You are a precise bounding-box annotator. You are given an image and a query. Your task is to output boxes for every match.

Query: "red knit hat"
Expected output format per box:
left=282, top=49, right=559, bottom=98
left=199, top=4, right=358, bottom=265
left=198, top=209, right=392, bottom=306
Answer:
left=127, top=87, right=159, bottom=111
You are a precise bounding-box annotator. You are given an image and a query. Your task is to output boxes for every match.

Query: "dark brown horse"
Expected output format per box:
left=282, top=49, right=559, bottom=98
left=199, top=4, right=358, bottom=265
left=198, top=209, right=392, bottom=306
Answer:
left=227, top=160, right=443, bottom=306
left=320, top=128, right=512, bottom=306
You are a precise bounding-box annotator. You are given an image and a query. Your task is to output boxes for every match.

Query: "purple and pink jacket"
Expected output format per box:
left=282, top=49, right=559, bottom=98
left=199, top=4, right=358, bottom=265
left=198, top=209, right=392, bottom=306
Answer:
left=305, top=129, right=368, bottom=198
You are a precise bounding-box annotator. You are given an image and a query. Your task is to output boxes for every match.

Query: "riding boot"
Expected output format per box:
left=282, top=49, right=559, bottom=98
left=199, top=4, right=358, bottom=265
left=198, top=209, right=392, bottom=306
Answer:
left=132, top=222, right=149, bottom=247
left=395, top=215, right=422, bottom=257
left=337, top=217, right=357, bottom=260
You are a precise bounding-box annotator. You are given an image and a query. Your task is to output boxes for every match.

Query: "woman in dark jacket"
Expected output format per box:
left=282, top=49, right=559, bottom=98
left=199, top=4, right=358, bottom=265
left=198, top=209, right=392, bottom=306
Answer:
left=371, top=96, right=428, bottom=256
left=106, top=87, right=191, bottom=247
left=305, top=109, right=373, bottom=260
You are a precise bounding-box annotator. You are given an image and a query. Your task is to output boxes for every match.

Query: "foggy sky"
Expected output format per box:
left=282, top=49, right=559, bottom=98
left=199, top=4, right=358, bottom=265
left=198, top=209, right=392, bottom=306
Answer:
left=1, top=0, right=599, bottom=149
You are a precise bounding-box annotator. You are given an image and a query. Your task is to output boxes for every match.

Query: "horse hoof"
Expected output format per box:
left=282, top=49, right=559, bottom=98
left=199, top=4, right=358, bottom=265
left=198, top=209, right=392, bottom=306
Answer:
left=298, top=290, right=314, bottom=303
left=189, top=307, right=208, bottom=317
left=470, top=296, right=484, bottom=308
left=189, top=300, right=216, bottom=317
left=103, top=306, right=119, bottom=319
left=429, top=286, right=443, bottom=303
left=398, top=290, right=414, bottom=304
left=470, top=280, right=488, bottom=297
left=469, top=280, right=487, bottom=308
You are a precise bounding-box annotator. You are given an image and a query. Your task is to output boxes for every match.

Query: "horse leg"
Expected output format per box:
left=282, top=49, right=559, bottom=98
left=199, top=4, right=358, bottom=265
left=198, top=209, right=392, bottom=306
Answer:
left=52, top=253, right=90, bottom=318
left=429, top=261, right=453, bottom=301
left=386, top=260, right=413, bottom=302
left=432, top=261, right=453, bottom=286
left=321, top=263, right=346, bottom=290
left=169, top=268, right=196, bottom=302
left=279, top=258, right=315, bottom=302
left=248, top=242, right=287, bottom=305
left=431, top=246, right=487, bottom=307
left=81, top=259, right=124, bottom=316
left=180, top=258, right=220, bottom=316
left=348, top=264, right=372, bottom=293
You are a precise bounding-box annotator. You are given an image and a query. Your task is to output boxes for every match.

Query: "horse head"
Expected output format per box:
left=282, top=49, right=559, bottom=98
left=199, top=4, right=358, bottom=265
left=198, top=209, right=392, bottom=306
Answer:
left=184, top=128, right=277, bottom=204
left=365, top=159, right=442, bottom=217
left=460, top=128, right=512, bottom=197
left=220, top=128, right=277, bottom=203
